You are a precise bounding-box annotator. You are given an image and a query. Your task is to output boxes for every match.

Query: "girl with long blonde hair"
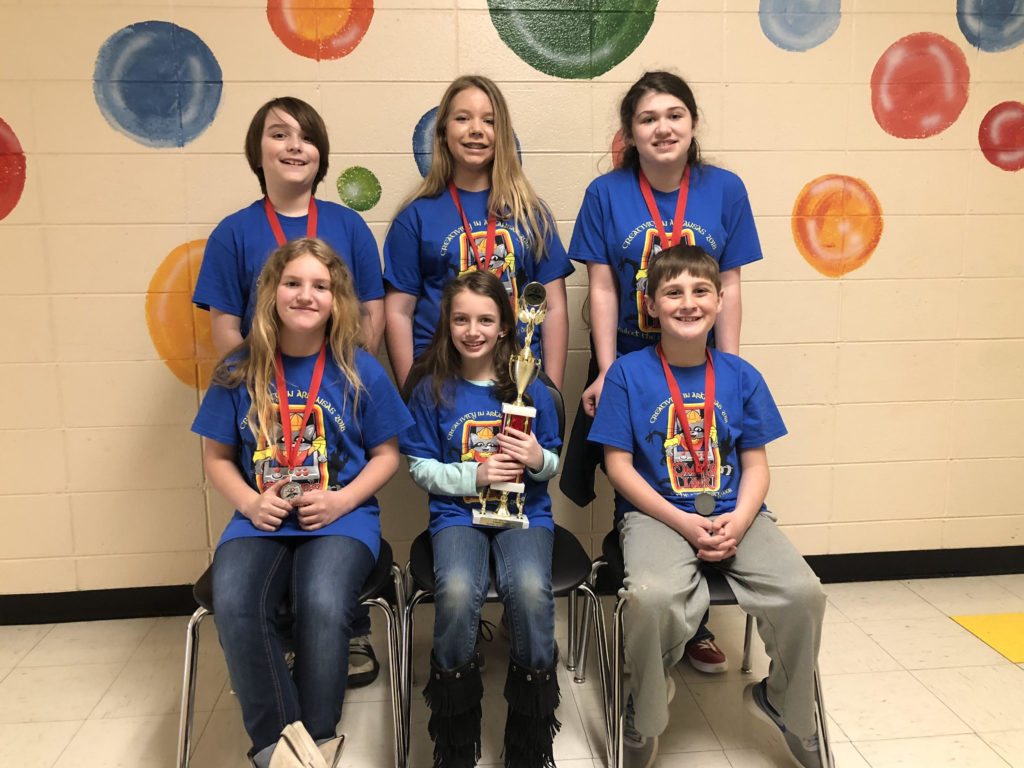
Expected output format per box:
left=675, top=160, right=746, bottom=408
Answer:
left=192, top=238, right=412, bottom=767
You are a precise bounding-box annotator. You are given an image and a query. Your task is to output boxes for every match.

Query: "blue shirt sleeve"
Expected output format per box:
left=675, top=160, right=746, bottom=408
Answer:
left=587, top=361, right=634, bottom=453
left=568, top=182, right=611, bottom=266
left=382, top=208, right=423, bottom=295
left=191, top=382, right=242, bottom=446
left=193, top=220, right=245, bottom=315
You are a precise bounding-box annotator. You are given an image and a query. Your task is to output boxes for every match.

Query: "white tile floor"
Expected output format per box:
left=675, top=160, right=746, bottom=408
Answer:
left=2, top=574, right=1024, bottom=767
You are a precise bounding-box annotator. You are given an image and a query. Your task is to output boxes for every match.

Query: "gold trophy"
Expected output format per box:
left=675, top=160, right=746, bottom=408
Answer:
left=473, top=282, right=547, bottom=529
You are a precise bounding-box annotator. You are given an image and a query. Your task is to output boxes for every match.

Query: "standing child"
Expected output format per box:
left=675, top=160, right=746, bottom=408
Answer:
left=402, top=270, right=562, bottom=768
left=384, top=75, right=572, bottom=390
left=192, top=97, right=387, bottom=687
left=565, top=70, right=766, bottom=672
left=588, top=245, right=828, bottom=768
left=191, top=238, right=412, bottom=767
left=193, top=96, right=384, bottom=356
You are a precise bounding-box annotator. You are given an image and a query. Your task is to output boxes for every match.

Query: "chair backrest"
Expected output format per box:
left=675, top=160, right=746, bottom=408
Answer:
left=538, top=371, right=565, bottom=445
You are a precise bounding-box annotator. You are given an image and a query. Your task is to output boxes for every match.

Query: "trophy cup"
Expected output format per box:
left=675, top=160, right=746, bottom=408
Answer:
left=472, top=282, right=547, bottom=529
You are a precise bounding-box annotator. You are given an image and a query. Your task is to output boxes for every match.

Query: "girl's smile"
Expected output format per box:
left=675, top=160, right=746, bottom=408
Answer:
left=276, top=253, right=332, bottom=339
left=450, top=289, right=504, bottom=378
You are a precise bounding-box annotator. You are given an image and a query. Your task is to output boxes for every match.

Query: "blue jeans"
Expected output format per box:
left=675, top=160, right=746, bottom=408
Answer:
left=212, top=535, right=373, bottom=753
left=432, top=524, right=555, bottom=670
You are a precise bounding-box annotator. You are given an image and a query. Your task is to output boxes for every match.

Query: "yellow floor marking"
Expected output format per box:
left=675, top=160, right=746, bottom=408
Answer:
left=952, top=612, right=1024, bottom=663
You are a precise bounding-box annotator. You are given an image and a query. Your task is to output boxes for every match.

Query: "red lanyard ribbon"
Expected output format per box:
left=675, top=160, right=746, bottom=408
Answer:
left=448, top=181, right=497, bottom=274
left=638, top=165, right=690, bottom=250
left=264, top=195, right=318, bottom=247
left=273, top=341, right=327, bottom=473
left=657, top=344, right=715, bottom=481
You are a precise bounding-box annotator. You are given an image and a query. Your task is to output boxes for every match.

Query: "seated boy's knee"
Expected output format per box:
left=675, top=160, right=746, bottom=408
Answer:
left=786, top=574, right=826, bottom=618
left=623, top=574, right=682, bottom=615
left=435, top=570, right=478, bottom=609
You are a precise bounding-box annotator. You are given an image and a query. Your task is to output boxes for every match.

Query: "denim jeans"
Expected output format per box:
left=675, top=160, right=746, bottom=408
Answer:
left=432, top=524, right=555, bottom=671
left=212, top=534, right=374, bottom=753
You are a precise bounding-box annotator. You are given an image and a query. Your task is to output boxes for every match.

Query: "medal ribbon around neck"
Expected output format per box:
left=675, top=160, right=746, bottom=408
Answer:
left=638, top=165, right=691, bottom=250
left=263, top=195, right=318, bottom=247
left=273, top=341, right=327, bottom=477
left=657, top=343, right=716, bottom=483
left=448, top=181, right=497, bottom=275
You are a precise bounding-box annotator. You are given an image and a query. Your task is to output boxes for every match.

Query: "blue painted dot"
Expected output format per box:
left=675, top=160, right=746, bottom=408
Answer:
left=411, top=107, right=523, bottom=178
left=759, top=0, right=841, bottom=53
left=958, top=0, right=1024, bottom=52
left=93, top=21, right=222, bottom=148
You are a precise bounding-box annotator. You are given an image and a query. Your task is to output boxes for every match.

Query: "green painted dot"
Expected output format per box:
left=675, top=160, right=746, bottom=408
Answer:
left=336, top=166, right=381, bottom=212
left=488, top=0, right=658, bottom=80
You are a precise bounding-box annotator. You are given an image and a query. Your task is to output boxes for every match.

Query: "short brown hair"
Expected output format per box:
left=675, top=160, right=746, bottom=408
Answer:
left=243, top=97, right=330, bottom=195
left=647, top=244, right=721, bottom=297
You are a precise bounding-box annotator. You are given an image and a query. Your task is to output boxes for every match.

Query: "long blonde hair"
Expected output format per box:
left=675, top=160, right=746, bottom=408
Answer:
left=401, top=75, right=554, bottom=262
left=211, top=238, right=363, bottom=444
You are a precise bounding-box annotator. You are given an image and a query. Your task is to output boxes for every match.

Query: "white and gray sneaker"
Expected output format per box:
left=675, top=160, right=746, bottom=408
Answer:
left=744, top=678, right=827, bottom=768
left=623, top=675, right=676, bottom=768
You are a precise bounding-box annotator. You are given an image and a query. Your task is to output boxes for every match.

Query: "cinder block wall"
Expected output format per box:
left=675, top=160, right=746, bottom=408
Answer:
left=1, top=1, right=1022, bottom=594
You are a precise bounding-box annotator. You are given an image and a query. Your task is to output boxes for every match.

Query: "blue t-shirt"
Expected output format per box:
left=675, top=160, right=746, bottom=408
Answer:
left=588, top=346, right=786, bottom=521
left=383, top=187, right=573, bottom=358
left=193, top=199, right=384, bottom=336
left=401, top=376, right=561, bottom=535
left=569, top=165, right=763, bottom=354
left=191, top=347, right=413, bottom=559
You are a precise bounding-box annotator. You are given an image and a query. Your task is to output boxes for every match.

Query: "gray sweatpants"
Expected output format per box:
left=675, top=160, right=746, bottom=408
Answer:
left=620, top=510, right=826, bottom=739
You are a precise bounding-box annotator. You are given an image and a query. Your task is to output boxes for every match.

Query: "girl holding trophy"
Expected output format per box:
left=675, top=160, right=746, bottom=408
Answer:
left=402, top=270, right=562, bottom=768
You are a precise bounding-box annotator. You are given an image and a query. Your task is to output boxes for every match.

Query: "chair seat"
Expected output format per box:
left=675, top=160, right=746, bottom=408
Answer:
left=408, top=525, right=591, bottom=599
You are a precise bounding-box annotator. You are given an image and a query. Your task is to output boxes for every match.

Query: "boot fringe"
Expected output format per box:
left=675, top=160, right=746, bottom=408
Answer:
left=424, top=653, right=483, bottom=768
left=502, top=657, right=561, bottom=768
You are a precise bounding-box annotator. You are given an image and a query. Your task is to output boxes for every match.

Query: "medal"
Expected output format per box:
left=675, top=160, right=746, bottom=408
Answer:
left=449, top=181, right=499, bottom=276
left=280, top=481, right=303, bottom=501
left=638, top=165, right=691, bottom=251
left=694, top=492, right=716, bottom=516
left=271, top=342, right=327, bottom=499
left=657, top=345, right=718, bottom=512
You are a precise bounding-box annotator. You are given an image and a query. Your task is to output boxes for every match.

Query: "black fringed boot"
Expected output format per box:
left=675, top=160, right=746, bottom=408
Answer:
left=423, top=652, right=483, bottom=768
left=503, top=656, right=562, bottom=768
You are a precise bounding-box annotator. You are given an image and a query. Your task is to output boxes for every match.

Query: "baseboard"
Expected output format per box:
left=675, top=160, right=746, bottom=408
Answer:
left=3, top=545, right=1023, bottom=625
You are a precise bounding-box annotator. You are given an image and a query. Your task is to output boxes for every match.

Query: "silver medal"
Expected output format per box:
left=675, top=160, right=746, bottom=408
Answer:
left=280, top=481, right=303, bottom=501
left=694, top=492, right=716, bottom=516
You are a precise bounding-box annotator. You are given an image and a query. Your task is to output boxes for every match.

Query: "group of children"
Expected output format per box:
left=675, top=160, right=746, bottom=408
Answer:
left=189, top=71, right=827, bottom=768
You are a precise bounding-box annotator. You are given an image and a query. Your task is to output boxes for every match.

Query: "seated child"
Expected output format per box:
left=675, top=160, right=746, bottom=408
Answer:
left=401, top=270, right=562, bottom=768
left=588, top=244, right=828, bottom=768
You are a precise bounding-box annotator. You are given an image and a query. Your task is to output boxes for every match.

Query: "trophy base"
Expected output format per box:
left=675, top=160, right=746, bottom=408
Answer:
left=472, top=509, right=530, bottom=529
left=490, top=480, right=525, bottom=494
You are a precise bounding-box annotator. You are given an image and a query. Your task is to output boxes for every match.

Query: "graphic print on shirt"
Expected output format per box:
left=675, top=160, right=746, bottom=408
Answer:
left=457, top=225, right=518, bottom=308
left=458, top=417, right=503, bottom=502
left=633, top=224, right=697, bottom=333
left=663, top=400, right=720, bottom=494
left=252, top=404, right=329, bottom=494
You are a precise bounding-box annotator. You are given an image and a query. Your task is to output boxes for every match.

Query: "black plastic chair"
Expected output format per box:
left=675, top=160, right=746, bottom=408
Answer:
left=399, top=375, right=613, bottom=764
left=401, top=524, right=610, bottom=762
left=176, top=539, right=407, bottom=768
left=576, top=529, right=833, bottom=768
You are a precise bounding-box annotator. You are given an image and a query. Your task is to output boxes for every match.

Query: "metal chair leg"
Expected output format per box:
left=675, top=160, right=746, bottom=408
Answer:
left=741, top=613, right=754, bottom=674
left=566, top=588, right=578, bottom=671
left=573, top=559, right=606, bottom=684
left=175, top=607, right=208, bottom=768
left=365, top=596, right=406, bottom=768
left=813, top=667, right=833, bottom=768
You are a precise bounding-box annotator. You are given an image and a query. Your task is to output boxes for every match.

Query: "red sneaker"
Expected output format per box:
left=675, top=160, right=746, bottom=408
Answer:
left=684, top=637, right=727, bottom=673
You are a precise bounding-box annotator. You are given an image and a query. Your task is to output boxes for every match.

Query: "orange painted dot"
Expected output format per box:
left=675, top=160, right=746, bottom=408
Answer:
left=266, top=0, right=374, bottom=61
left=792, top=174, right=884, bottom=278
left=146, top=240, right=217, bottom=388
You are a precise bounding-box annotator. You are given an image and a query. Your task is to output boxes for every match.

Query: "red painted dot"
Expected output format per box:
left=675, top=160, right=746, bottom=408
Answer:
left=979, top=101, right=1024, bottom=172
left=266, top=0, right=374, bottom=61
left=611, top=129, right=627, bottom=169
left=0, top=117, right=27, bottom=221
left=871, top=32, right=970, bottom=139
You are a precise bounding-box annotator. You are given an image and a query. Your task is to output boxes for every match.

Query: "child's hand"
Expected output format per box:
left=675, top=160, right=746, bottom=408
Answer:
left=242, top=479, right=292, bottom=532
left=476, top=452, right=525, bottom=487
left=582, top=372, right=606, bottom=417
left=678, top=514, right=715, bottom=551
left=293, top=488, right=351, bottom=531
left=496, top=427, right=543, bottom=472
